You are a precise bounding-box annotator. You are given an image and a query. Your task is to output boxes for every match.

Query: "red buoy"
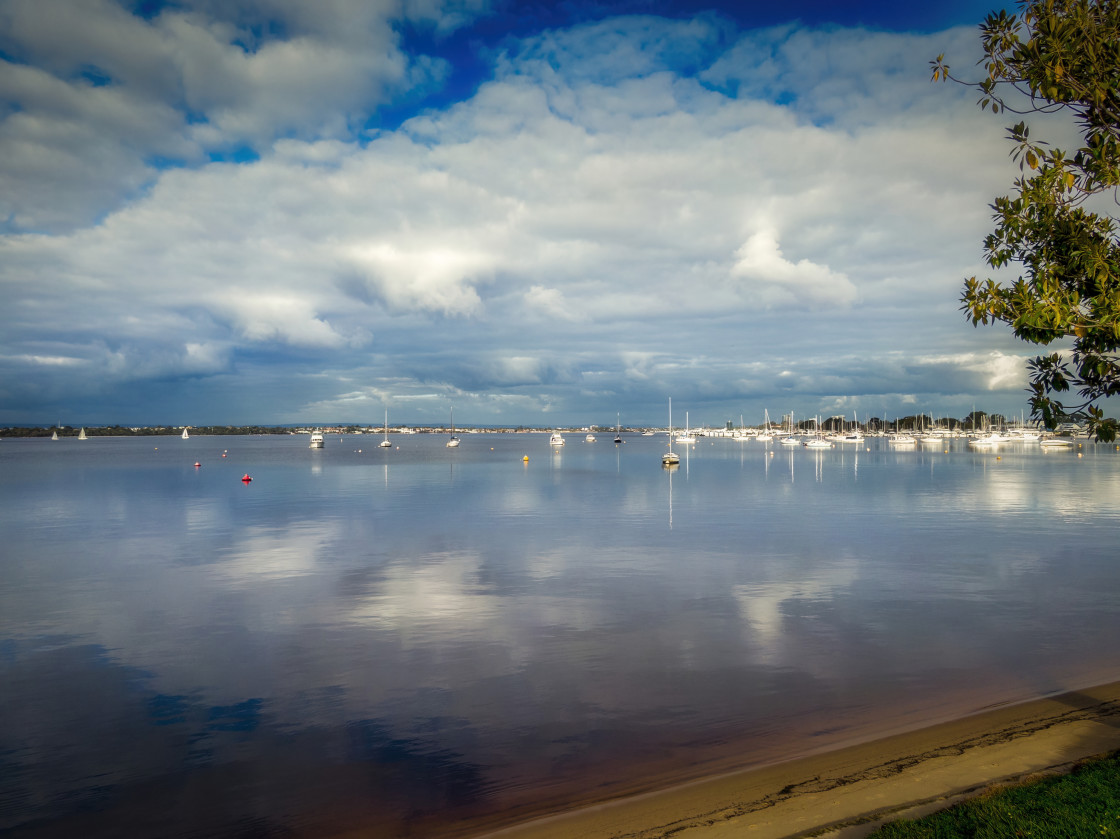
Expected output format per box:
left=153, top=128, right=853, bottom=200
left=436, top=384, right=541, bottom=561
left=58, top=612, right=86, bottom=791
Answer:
left=194, top=462, right=201, bottom=468
left=241, top=474, right=252, bottom=482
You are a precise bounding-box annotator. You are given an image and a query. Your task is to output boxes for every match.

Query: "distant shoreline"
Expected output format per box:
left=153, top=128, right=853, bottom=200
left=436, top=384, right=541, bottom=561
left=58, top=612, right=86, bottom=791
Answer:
left=0, top=425, right=625, bottom=437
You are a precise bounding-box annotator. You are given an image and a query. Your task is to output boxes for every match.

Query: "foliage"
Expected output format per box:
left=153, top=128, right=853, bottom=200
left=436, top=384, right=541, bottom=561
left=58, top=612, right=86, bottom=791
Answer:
left=931, top=0, right=1120, bottom=441
left=871, top=749, right=1120, bottom=837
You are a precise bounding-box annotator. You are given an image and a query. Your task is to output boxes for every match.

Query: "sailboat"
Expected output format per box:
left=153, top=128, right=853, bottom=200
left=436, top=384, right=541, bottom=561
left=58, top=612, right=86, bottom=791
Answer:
left=379, top=410, right=392, bottom=447
left=614, top=413, right=622, bottom=445
left=805, top=416, right=832, bottom=448
left=780, top=411, right=800, bottom=446
left=446, top=407, right=460, bottom=448
left=756, top=410, right=773, bottom=442
left=181, top=427, right=189, bottom=439
left=662, top=399, right=680, bottom=466
left=838, top=412, right=865, bottom=444
left=77, top=427, right=87, bottom=440
left=675, top=411, right=695, bottom=444
left=51, top=429, right=58, bottom=441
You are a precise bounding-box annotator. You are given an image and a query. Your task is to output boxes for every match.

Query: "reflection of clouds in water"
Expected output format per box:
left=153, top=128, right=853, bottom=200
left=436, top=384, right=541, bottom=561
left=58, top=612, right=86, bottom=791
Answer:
left=350, top=551, right=493, bottom=626
left=183, top=497, right=222, bottom=532
left=733, top=555, right=860, bottom=658
left=346, top=550, right=611, bottom=649
left=7, top=439, right=1120, bottom=838
left=910, top=454, right=1120, bottom=520
left=214, top=522, right=333, bottom=582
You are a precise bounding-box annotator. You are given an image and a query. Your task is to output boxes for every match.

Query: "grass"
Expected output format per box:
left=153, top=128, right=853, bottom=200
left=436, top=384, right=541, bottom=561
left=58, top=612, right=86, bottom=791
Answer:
left=869, top=751, right=1120, bottom=838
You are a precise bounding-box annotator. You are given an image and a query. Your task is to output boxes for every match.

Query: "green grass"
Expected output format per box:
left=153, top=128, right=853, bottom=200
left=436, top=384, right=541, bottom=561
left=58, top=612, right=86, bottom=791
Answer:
left=869, top=751, right=1120, bottom=838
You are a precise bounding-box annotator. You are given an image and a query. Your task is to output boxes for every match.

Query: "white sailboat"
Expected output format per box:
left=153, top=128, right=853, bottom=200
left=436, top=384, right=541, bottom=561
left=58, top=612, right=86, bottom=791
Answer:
left=756, top=410, right=773, bottom=442
left=78, top=427, right=87, bottom=440
left=181, top=427, right=189, bottom=439
left=675, top=411, right=695, bottom=444
left=804, top=416, right=832, bottom=448
left=614, top=413, right=622, bottom=445
left=379, top=410, right=392, bottom=447
left=888, top=426, right=916, bottom=446
left=446, top=407, right=460, bottom=448
left=51, top=430, right=58, bottom=441
left=780, top=411, right=800, bottom=446
left=845, top=412, right=865, bottom=443
left=662, top=399, right=679, bottom=466
left=829, top=412, right=864, bottom=443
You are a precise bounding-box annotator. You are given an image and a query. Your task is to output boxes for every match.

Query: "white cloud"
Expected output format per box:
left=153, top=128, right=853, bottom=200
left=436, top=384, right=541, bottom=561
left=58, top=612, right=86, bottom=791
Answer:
left=0, top=0, right=479, bottom=232
left=730, top=228, right=858, bottom=307
left=0, top=8, right=1040, bottom=424
left=347, top=243, right=489, bottom=316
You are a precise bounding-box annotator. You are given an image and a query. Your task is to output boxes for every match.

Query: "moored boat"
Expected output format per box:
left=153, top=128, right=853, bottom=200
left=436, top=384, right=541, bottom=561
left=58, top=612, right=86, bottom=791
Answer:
left=446, top=407, right=460, bottom=448
left=662, top=398, right=679, bottom=466
left=1039, top=437, right=1074, bottom=449
left=379, top=410, right=392, bottom=447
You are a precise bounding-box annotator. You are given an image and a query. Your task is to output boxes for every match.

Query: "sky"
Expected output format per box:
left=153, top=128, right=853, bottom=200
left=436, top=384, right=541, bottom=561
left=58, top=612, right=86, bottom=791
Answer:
left=0, top=0, right=1051, bottom=428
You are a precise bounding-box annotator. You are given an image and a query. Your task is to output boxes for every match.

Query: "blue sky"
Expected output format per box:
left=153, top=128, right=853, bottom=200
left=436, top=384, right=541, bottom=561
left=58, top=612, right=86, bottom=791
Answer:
left=1, top=0, right=1047, bottom=428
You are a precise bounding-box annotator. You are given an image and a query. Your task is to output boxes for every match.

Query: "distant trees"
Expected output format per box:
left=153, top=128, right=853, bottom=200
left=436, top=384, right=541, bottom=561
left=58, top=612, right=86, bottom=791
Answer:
left=932, top=0, right=1120, bottom=441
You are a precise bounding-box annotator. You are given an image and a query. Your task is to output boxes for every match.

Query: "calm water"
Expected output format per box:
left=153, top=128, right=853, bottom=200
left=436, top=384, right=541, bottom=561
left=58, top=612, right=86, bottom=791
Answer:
left=2, top=433, right=1120, bottom=837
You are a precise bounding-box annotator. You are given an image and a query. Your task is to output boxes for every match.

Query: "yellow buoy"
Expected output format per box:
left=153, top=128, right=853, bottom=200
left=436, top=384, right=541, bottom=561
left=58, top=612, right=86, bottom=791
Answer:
left=523, top=455, right=529, bottom=462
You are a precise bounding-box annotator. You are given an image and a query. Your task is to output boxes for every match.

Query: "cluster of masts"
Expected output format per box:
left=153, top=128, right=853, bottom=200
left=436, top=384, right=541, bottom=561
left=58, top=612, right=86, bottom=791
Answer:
left=293, top=406, right=1071, bottom=455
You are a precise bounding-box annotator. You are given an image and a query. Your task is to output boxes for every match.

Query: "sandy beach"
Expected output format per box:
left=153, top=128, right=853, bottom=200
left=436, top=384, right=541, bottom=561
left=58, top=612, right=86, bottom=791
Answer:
left=471, top=680, right=1120, bottom=839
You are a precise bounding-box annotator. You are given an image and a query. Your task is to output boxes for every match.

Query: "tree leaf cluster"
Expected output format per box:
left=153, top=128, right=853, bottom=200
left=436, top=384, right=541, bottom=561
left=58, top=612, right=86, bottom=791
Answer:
left=932, top=0, right=1120, bottom=440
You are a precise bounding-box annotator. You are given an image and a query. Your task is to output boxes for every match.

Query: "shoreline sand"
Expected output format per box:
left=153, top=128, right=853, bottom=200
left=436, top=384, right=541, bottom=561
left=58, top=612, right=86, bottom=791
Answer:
left=467, top=680, right=1120, bottom=839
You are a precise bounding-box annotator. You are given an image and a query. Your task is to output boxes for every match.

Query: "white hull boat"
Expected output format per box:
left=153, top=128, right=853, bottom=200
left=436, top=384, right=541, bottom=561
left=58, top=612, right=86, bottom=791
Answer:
left=662, top=398, right=679, bottom=466
left=379, top=410, right=392, bottom=447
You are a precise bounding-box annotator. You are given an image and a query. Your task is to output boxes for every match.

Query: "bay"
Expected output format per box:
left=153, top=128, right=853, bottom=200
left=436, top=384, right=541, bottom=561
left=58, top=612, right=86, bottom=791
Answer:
left=2, top=433, right=1119, bottom=837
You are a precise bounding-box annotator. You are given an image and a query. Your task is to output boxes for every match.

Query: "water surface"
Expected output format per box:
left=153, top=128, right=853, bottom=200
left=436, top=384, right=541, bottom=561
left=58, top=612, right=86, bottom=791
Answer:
left=2, top=433, right=1119, bottom=837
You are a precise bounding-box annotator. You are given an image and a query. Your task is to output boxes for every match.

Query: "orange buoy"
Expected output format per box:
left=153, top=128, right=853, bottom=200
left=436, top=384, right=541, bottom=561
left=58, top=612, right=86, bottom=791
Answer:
left=241, top=474, right=252, bottom=482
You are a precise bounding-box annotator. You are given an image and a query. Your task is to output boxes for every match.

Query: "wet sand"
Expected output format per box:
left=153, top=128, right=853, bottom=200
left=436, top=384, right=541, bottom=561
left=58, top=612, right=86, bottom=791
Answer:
left=471, top=680, right=1120, bottom=839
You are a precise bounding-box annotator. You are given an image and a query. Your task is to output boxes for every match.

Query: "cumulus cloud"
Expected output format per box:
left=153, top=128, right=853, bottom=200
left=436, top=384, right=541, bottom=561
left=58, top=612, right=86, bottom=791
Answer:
left=0, top=6, right=1040, bottom=425
left=730, top=228, right=857, bottom=307
left=0, top=0, right=481, bottom=232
